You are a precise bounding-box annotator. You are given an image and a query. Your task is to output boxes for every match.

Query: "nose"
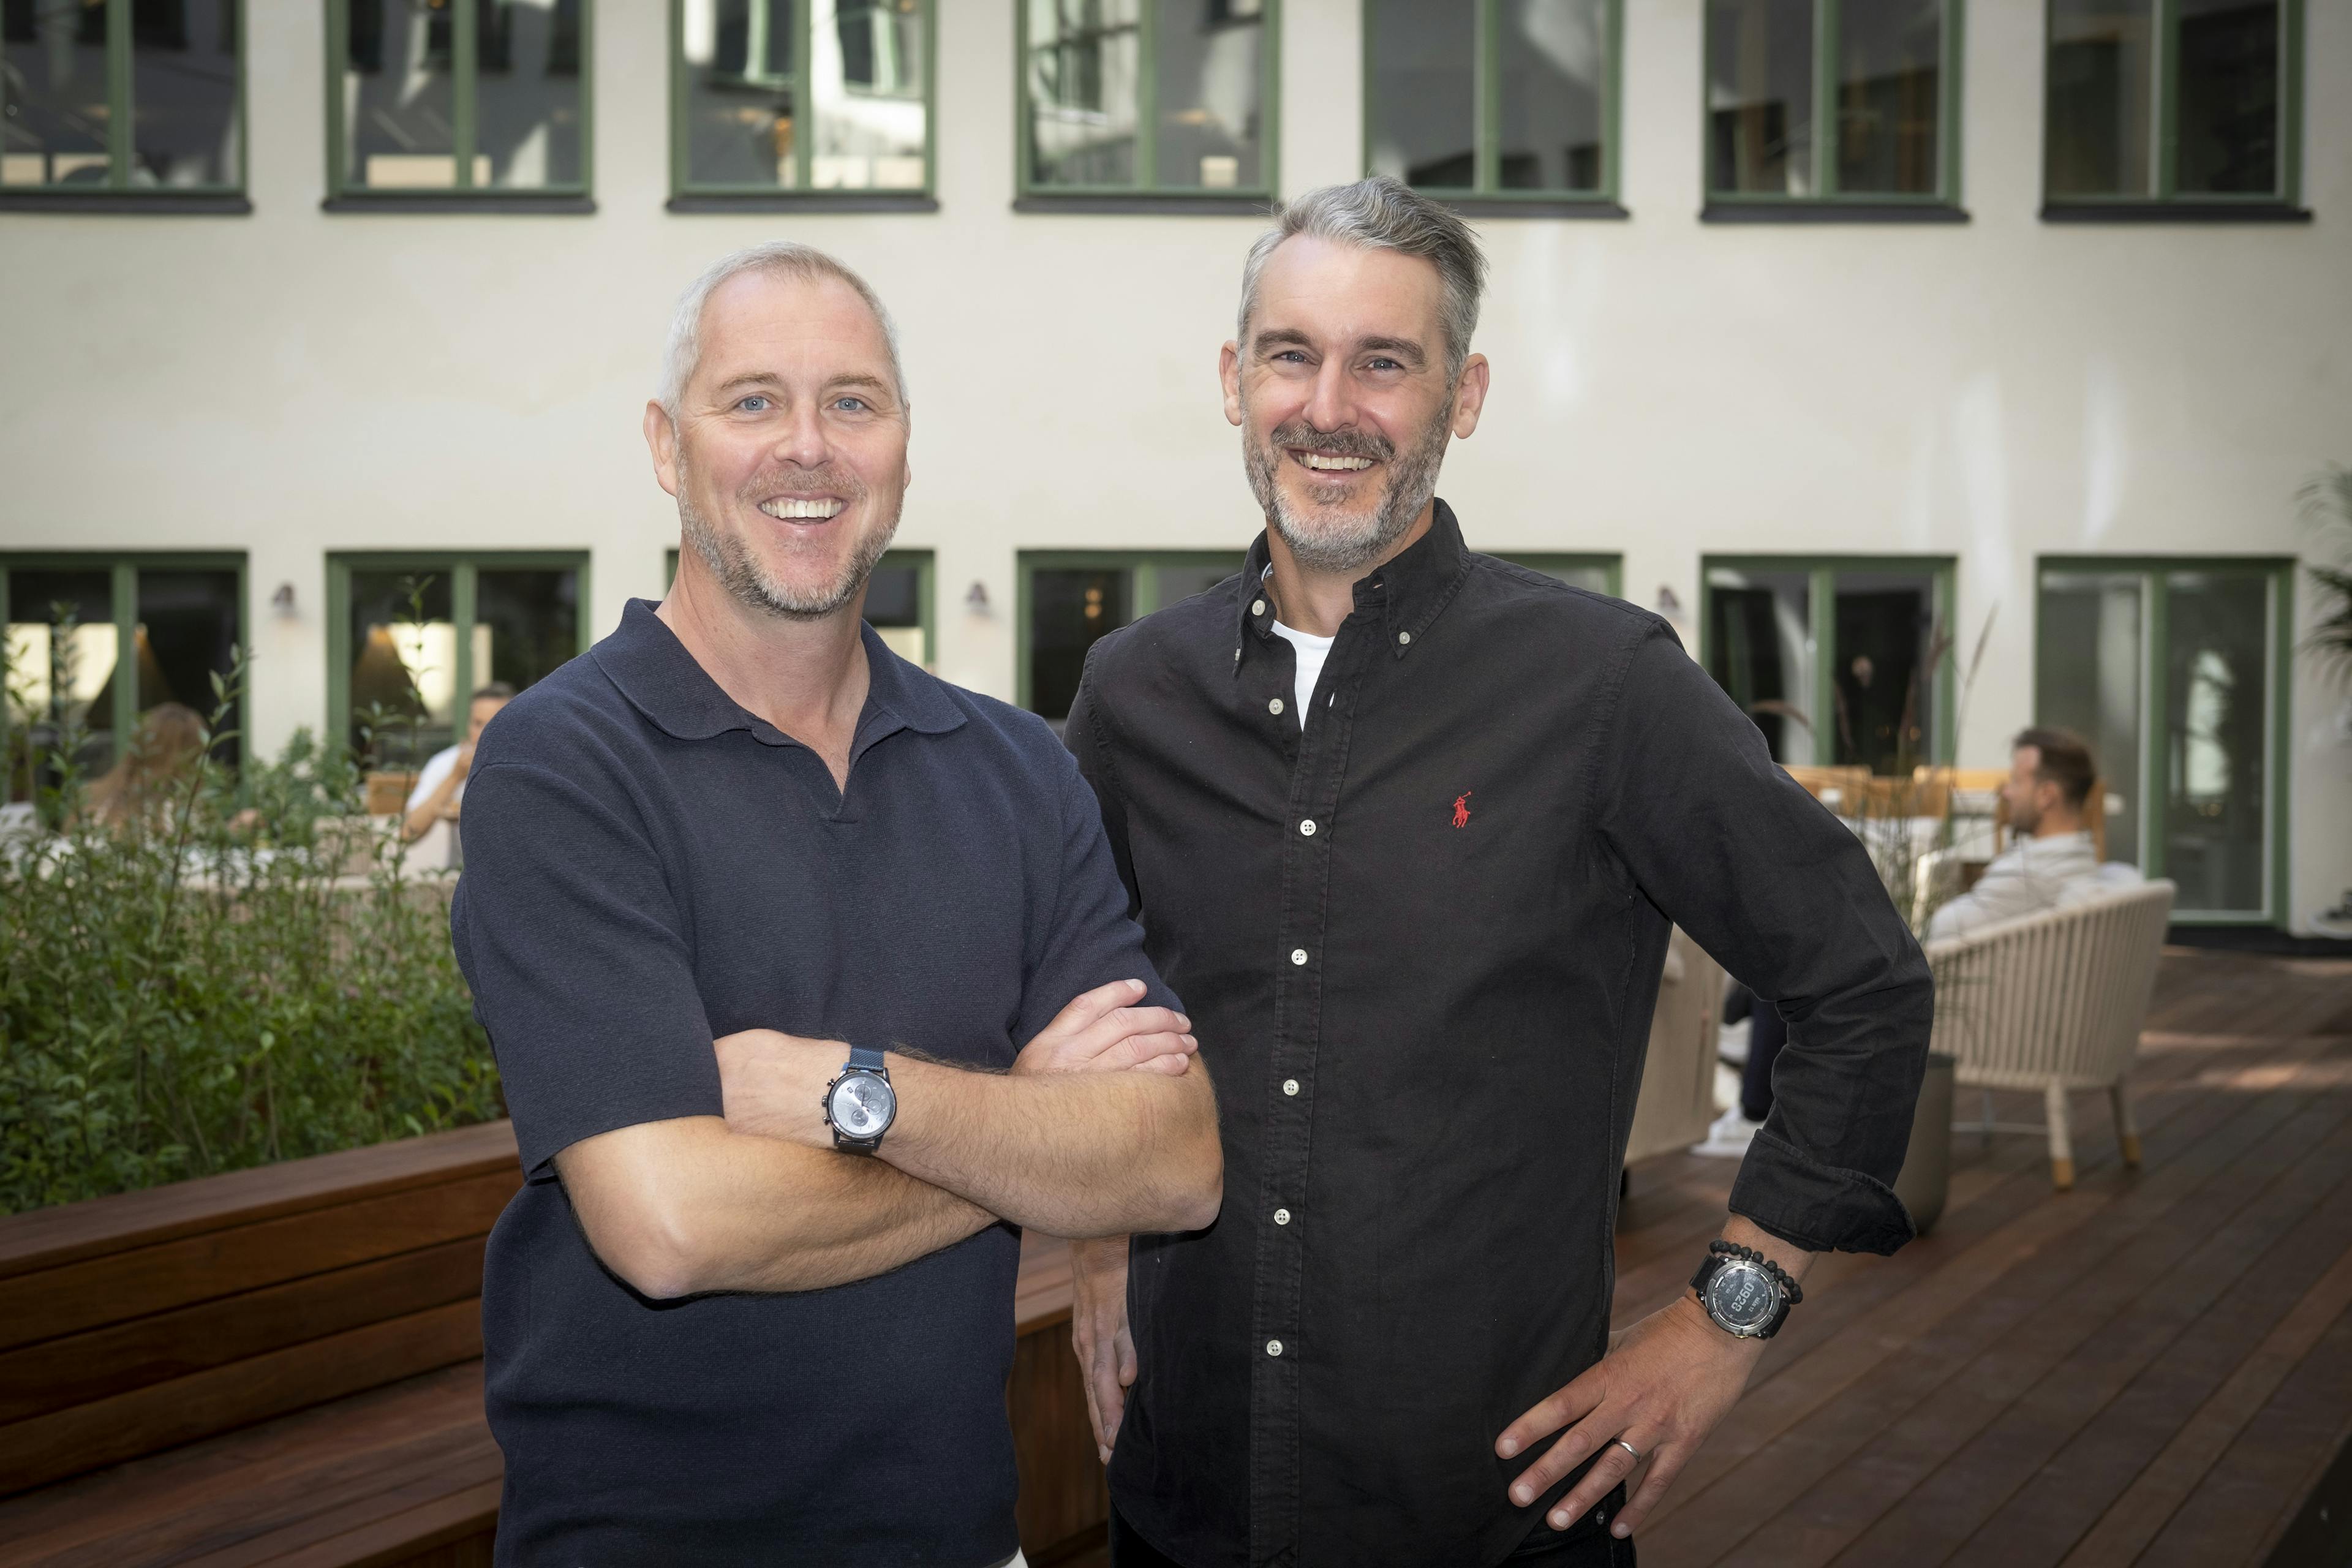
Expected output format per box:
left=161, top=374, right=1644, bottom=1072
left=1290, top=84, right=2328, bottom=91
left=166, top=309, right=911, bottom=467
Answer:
left=769, top=401, right=830, bottom=469
left=1300, top=354, right=1359, bottom=436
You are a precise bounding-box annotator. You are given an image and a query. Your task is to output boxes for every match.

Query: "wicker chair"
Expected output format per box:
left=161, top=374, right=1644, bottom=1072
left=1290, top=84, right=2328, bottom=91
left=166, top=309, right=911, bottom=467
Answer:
left=1925, top=880, right=2176, bottom=1190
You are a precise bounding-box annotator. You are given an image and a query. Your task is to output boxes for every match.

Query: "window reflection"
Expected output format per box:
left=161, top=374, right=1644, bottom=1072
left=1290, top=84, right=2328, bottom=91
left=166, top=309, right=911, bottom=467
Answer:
left=136, top=568, right=243, bottom=767
left=2047, top=0, right=2154, bottom=196
left=1028, top=0, right=1142, bottom=188
left=475, top=0, right=584, bottom=189
left=349, top=571, right=461, bottom=765
left=1834, top=0, right=1940, bottom=195
left=864, top=562, right=926, bottom=664
left=1707, top=568, right=1815, bottom=766
left=1153, top=0, right=1262, bottom=190
left=2176, top=0, right=2277, bottom=195
left=682, top=0, right=797, bottom=188
left=1030, top=568, right=1130, bottom=722
left=2163, top=572, right=2269, bottom=913
left=6, top=571, right=119, bottom=791
left=475, top=568, right=579, bottom=690
left=343, top=0, right=466, bottom=189
left=1366, top=1, right=1473, bottom=188
left=1, top=0, right=114, bottom=187
left=1707, top=0, right=1815, bottom=195
left=1830, top=573, right=1936, bottom=776
left=126, top=0, right=241, bottom=188
left=1498, top=0, right=1608, bottom=192
left=2035, top=572, right=2144, bottom=867
left=810, top=0, right=926, bottom=189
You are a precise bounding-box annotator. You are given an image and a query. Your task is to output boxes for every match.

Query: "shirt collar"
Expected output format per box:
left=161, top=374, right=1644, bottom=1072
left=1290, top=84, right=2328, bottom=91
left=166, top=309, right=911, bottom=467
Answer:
left=1235, top=497, right=1473, bottom=663
left=594, top=598, right=965, bottom=746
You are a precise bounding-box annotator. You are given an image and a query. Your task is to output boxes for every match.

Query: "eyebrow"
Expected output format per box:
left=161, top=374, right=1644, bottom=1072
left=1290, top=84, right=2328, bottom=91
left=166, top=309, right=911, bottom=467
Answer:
left=1251, top=327, right=1428, bottom=369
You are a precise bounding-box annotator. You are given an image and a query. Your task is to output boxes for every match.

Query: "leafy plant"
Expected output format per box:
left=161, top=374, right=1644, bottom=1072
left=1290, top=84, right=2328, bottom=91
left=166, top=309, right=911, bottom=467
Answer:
left=0, top=615, right=499, bottom=1216
left=2300, top=464, right=2352, bottom=687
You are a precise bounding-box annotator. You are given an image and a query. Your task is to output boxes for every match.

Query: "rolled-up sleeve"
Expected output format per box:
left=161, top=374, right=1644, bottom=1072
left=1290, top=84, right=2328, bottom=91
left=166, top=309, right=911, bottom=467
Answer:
left=1595, top=625, right=1932, bottom=1255
left=451, top=760, right=720, bottom=1179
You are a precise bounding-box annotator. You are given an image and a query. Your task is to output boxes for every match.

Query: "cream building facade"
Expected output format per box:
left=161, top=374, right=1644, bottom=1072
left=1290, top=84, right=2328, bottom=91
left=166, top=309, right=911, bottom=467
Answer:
left=2, top=0, right=2346, bottom=930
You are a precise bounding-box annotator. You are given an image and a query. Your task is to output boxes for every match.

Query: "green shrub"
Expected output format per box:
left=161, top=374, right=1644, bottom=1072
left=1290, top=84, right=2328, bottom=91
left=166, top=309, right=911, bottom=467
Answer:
left=1, top=654, right=500, bottom=1215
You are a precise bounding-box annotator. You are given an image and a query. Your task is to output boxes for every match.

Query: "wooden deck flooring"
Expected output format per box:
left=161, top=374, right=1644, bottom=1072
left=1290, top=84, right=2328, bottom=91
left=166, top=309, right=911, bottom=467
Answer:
left=1621, top=947, right=2352, bottom=1568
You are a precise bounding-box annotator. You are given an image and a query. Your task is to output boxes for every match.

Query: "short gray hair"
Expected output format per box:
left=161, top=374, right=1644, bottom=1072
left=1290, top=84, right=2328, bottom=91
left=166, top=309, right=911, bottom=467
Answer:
left=657, top=241, right=910, bottom=417
left=1236, top=176, right=1488, bottom=381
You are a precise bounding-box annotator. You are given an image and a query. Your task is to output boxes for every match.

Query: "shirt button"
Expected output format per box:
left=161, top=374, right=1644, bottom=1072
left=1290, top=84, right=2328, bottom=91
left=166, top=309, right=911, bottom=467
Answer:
left=1266, top=1339, right=1284, bottom=1357
left=1268, top=697, right=1284, bottom=715
left=1251, top=598, right=1267, bottom=616
left=1283, top=1078, right=1300, bottom=1096
left=1299, top=819, right=1317, bottom=836
left=1274, top=1207, right=1291, bottom=1225
left=1398, top=630, right=1412, bottom=646
left=1290, top=948, right=1308, bottom=966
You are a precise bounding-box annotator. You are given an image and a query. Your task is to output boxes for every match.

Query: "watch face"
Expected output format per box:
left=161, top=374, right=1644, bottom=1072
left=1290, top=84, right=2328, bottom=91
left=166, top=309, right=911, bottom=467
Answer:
left=1707, top=1262, right=1778, bottom=1332
left=829, top=1072, right=894, bottom=1139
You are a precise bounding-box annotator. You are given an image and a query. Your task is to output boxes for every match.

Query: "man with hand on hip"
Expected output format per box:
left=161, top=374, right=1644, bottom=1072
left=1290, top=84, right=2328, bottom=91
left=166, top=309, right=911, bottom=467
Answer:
left=452, top=243, right=1222, bottom=1567
left=1063, top=178, right=1931, bottom=1567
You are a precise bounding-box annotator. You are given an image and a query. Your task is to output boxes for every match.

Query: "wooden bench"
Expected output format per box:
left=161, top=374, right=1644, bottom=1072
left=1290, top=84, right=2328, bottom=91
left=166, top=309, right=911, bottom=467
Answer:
left=0, top=1123, right=1106, bottom=1566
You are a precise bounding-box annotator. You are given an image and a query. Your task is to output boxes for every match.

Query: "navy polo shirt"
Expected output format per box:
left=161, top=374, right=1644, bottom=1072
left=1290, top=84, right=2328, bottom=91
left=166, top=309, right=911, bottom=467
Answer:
left=450, top=600, right=1178, bottom=1567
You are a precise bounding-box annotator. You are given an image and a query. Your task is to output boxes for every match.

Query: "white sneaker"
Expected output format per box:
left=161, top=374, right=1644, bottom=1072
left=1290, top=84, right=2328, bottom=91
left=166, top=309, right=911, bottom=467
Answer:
left=1691, top=1104, right=1763, bottom=1159
left=1717, top=1017, right=1752, bottom=1068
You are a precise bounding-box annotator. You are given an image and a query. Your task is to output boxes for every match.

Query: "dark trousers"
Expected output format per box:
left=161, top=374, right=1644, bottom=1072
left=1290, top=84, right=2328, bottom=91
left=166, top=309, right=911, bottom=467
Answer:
left=1108, top=1496, right=1637, bottom=1567
left=1725, top=981, right=1790, bottom=1123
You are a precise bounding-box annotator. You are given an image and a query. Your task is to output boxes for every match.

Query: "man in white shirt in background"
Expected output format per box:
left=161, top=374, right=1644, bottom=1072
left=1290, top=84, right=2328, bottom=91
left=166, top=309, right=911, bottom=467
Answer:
left=401, top=682, right=514, bottom=865
left=1926, top=726, right=2141, bottom=944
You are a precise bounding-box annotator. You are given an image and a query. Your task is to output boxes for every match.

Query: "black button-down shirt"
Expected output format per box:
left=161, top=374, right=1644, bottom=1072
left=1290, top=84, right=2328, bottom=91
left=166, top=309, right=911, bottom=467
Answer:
left=1064, top=504, right=1931, bottom=1568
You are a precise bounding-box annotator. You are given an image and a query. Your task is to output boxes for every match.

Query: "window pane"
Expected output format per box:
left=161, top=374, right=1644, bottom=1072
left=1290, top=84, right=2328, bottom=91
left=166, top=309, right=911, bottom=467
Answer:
left=2163, top=571, right=2269, bottom=913
left=1366, top=0, right=1472, bottom=189
left=6, top=570, right=118, bottom=788
left=1, top=0, right=113, bottom=188
left=864, top=560, right=925, bottom=663
left=1496, top=0, right=1608, bottom=192
left=135, top=568, right=241, bottom=767
left=681, top=0, right=796, bottom=187
left=812, top=0, right=927, bottom=189
left=475, top=568, right=579, bottom=692
left=1706, top=0, right=1814, bottom=195
left=1027, top=0, right=1141, bottom=188
left=1831, top=572, right=1936, bottom=775
left=349, top=570, right=456, bottom=765
left=1030, top=568, right=1129, bottom=722
left=2037, top=571, right=2143, bottom=867
left=1508, top=557, right=1613, bottom=595
left=1153, top=0, right=1262, bottom=190
left=475, top=0, right=585, bottom=189
left=130, top=0, right=241, bottom=188
left=1706, top=568, right=1814, bottom=766
left=343, top=0, right=464, bottom=189
left=1835, top=0, right=1940, bottom=195
left=1147, top=560, right=1242, bottom=610
left=2175, top=0, right=2278, bottom=195
left=2046, top=0, right=2154, bottom=197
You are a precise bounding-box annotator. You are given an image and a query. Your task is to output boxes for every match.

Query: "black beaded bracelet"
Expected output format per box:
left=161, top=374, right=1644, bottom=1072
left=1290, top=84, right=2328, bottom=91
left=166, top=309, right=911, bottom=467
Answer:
left=1709, top=1239, right=1804, bottom=1305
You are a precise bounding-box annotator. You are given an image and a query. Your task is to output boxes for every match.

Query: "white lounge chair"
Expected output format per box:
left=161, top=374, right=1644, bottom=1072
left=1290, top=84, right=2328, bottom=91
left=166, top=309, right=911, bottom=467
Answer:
left=1925, top=880, right=2176, bottom=1190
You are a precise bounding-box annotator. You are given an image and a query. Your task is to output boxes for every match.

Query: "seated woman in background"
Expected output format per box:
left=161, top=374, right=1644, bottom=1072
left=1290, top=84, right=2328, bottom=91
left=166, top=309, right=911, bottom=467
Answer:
left=83, top=703, right=208, bottom=831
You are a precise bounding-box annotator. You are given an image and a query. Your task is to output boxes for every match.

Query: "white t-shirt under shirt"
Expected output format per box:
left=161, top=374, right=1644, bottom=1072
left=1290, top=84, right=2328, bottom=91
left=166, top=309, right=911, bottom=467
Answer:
left=404, top=744, right=466, bottom=869
left=1268, top=619, right=1335, bottom=731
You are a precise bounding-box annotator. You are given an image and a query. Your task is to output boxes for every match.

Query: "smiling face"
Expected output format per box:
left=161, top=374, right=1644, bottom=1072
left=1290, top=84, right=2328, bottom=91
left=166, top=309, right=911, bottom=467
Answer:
left=1223, top=236, right=1485, bottom=575
left=647, top=268, right=909, bottom=622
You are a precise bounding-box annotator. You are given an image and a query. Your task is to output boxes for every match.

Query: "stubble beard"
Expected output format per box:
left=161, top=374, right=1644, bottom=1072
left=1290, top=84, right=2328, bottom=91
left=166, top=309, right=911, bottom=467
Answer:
left=677, top=455, right=902, bottom=622
left=1244, top=393, right=1454, bottom=575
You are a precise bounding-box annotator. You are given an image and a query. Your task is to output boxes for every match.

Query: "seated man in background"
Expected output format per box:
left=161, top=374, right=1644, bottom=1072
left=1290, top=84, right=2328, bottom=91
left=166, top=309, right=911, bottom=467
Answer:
left=1925, top=726, right=2141, bottom=943
left=401, top=681, right=514, bottom=862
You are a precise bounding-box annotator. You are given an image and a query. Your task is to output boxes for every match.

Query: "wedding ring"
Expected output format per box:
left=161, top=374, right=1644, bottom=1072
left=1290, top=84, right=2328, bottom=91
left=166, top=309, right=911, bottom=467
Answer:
left=1611, top=1438, right=1643, bottom=1463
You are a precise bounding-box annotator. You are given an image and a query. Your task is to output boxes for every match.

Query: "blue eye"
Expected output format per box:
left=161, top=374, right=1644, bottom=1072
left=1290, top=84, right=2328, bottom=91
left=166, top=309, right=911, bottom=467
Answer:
left=738, top=395, right=771, bottom=412
left=834, top=396, right=869, bottom=412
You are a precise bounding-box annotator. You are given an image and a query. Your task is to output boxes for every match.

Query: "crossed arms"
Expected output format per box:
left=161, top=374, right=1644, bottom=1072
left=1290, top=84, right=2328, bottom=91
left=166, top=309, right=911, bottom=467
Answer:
left=556, top=981, right=1223, bottom=1300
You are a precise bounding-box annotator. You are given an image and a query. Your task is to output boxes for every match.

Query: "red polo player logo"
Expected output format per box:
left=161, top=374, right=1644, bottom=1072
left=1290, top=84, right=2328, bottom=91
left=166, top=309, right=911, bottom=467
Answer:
left=1452, top=792, right=1473, bottom=829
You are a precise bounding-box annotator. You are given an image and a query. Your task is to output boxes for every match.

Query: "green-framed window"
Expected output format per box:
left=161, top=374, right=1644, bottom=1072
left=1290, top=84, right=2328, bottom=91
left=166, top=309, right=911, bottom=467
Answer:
left=665, top=546, right=936, bottom=665
left=670, top=0, right=937, bottom=209
left=0, top=0, right=246, bottom=210
left=1364, top=0, right=1623, bottom=212
left=2035, top=557, right=2292, bottom=924
left=1700, top=556, right=1956, bottom=774
left=325, top=0, right=593, bottom=209
left=1703, top=0, right=1964, bottom=214
left=330, top=553, right=590, bottom=768
left=4, top=553, right=246, bottom=801
left=1017, top=0, right=1279, bottom=208
left=1498, top=553, right=1622, bottom=597
left=1019, top=550, right=1245, bottom=719
left=2043, top=0, right=2304, bottom=216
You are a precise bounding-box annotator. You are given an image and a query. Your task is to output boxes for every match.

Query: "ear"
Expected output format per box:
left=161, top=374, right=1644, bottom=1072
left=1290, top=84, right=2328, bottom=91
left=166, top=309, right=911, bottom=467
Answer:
left=1450, top=353, right=1491, bottom=440
left=644, top=402, right=682, bottom=499
left=1219, top=341, right=1243, bottom=428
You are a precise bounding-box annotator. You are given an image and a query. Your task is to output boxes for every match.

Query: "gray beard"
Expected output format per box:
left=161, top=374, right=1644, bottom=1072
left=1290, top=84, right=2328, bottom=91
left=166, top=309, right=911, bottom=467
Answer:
left=1245, top=401, right=1452, bottom=576
left=677, top=462, right=900, bottom=622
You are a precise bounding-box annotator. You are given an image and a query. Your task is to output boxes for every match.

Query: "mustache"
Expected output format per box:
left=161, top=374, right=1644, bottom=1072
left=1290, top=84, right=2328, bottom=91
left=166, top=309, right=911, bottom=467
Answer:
left=1265, top=422, right=1394, bottom=463
left=739, top=466, right=867, bottom=502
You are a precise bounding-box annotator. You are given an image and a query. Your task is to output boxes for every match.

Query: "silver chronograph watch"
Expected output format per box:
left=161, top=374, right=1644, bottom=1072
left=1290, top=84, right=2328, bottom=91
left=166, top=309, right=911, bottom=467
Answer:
left=1689, top=1240, right=1801, bottom=1339
left=821, top=1046, right=897, bottom=1154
